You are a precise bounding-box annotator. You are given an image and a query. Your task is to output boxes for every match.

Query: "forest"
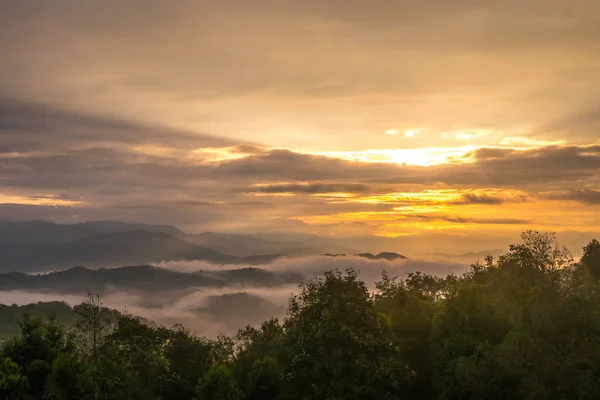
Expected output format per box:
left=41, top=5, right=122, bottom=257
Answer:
left=2, top=230, right=600, bottom=400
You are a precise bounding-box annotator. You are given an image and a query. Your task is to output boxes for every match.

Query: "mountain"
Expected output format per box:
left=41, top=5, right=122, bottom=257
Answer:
left=186, top=231, right=321, bottom=257
left=0, top=220, right=183, bottom=246
left=323, top=252, right=407, bottom=261
left=355, top=252, right=407, bottom=261
left=0, top=301, right=154, bottom=341
left=0, top=228, right=283, bottom=272
left=0, top=265, right=304, bottom=294
left=0, top=220, right=100, bottom=246
left=249, top=231, right=358, bottom=255
left=0, top=220, right=411, bottom=273
left=0, top=301, right=78, bottom=340
left=79, top=221, right=184, bottom=236
left=419, top=249, right=505, bottom=262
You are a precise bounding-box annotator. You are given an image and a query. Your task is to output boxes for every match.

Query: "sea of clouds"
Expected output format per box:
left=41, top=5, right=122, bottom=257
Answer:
left=0, top=255, right=469, bottom=337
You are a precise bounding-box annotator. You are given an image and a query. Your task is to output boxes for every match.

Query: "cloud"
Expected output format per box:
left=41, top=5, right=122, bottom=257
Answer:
left=0, top=0, right=599, bottom=151
left=251, top=183, right=371, bottom=194
left=0, top=97, right=237, bottom=153
left=1, top=126, right=599, bottom=233
left=409, top=214, right=530, bottom=225
left=0, top=255, right=469, bottom=337
left=544, top=189, right=600, bottom=205
left=451, top=192, right=527, bottom=205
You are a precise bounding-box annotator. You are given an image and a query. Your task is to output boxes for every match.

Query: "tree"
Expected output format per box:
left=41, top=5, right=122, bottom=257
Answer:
left=234, top=319, right=287, bottom=400
left=45, top=352, right=90, bottom=400
left=582, top=239, right=600, bottom=278
left=72, top=293, right=116, bottom=365
left=499, top=230, right=572, bottom=271
left=283, top=269, right=411, bottom=400
left=1, top=314, right=69, bottom=398
left=196, top=365, right=243, bottom=400
left=159, top=324, right=214, bottom=400
left=0, top=357, right=28, bottom=400
left=374, top=272, right=454, bottom=399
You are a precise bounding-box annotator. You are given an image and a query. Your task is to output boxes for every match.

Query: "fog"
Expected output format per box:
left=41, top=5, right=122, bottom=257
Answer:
left=0, top=255, right=469, bottom=337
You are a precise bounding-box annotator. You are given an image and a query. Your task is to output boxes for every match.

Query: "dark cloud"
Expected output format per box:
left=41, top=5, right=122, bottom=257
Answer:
left=409, top=214, right=531, bottom=225
left=0, top=97, right=238, bottom=153
left=451, top=193, right=527, bottom=205
left=544, top=189, right=600, bottom=205
left=253, top=183, right=371, bottom=194
left=453, top=193, right=506, bottom=205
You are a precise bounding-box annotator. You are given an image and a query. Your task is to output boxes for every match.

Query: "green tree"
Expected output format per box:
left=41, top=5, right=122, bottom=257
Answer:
left=283, top=269, right=411, bottom=400
left=582, top=239, right=600, bottom=278
left=234, top=319, right=288, bottom=400
left=1, top=314, right=69, bottom=398
left=196, top=365, right=243, bottom=400
left=0, top=357, right=28, bottom=400
left=498, top=230, right=572, bottom=271
left=374, top=271, right=456, bottom=399
left=45, top=352, right=90, bottom=400
left=159, top=324, right=214, bottom=400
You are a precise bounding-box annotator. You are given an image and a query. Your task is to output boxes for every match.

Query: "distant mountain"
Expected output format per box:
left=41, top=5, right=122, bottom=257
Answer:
left=185, top=232, right=322, bottom=257
left=79, top=221, right=184, bottom=236
left=247, top=231, right=358, bottom=255
left=0, top=265, right=304, bottom=294
left=0, top=221, right=320, bottom=272
left=420, top=249, right=505, bottom=262
left=0, top=220, right=183, bottom=246
left=323, top=252, right=407, bottom=261
left=0, top=220, right=100, bottom=246
left=355, top=252, right=407, bottom=261
left=0, top=227, right=283, bottom=272
left=0, top=220, right=412, bottom=273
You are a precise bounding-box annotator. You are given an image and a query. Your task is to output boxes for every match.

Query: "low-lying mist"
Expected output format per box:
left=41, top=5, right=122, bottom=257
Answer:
left=0, top=255, right=468, bottom=337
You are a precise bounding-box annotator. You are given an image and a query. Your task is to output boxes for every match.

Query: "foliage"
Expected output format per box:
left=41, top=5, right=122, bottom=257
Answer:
left=0, top=357, right=28, bottom=400
left=196, top=365, right=243, bottom=400
left=283, top=269, right=411, bottom=400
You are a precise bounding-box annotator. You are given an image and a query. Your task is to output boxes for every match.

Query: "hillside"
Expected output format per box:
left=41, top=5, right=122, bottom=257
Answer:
left=0, top=265, right=304, bottom=294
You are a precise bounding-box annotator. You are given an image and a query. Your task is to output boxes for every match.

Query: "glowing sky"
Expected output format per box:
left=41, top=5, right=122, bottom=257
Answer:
left=1, top=0, right=599, bottom=253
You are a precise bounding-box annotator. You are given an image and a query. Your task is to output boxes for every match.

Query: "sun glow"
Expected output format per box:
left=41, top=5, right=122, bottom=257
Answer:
left=404, top=129, right=419, bottom=138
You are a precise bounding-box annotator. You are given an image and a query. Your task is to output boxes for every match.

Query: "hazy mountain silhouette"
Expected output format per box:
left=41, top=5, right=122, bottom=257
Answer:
left=0, top=220, right=404, bottom=273
left=186, top=231, right=322, bottom=257
left=0, top=220, right=183, bottom=246
left=0, top=223, right=284, bottom=272
left=323, top=252, right=407, bottom=261
left=355, top=252, right=407, bottom=261
left=0, top=265, right=304, bottom=294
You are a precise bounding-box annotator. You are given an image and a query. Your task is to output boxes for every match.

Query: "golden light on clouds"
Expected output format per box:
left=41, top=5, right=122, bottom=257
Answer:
left=191, top=146, right=255, bottom=162
left=315, top=146, right=477, bottom=166
left=384, top=128, right=422, bottom=138
left=0, top=195, right=81, bottom=207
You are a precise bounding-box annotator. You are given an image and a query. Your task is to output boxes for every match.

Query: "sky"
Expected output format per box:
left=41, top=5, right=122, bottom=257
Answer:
left=1, top=0, right=599, bottom=254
